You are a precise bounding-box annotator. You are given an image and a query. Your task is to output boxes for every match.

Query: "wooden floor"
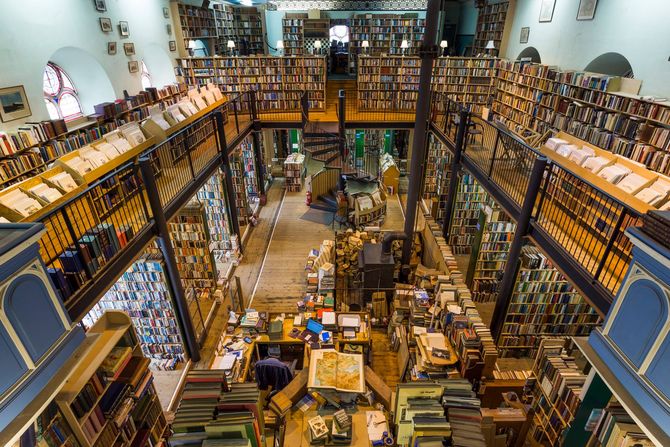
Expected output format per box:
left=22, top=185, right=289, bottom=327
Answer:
left=369, top=328, right=400, bottom=389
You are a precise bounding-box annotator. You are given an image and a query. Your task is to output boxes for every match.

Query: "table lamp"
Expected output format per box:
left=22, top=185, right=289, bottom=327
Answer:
left=440, top=40, right=448, bottom=57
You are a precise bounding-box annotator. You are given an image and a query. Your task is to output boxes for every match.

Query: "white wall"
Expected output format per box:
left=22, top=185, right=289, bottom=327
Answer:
left=0, top=0, right=177, bottom=132
left=503, top=0, right=670, bottom=97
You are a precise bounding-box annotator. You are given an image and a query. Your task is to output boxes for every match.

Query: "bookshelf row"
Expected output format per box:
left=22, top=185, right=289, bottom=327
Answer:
left=472, top=1, right=509, bottom=55
left=423, top=133, right=452, bottom=223
left=175, top=56, right=327, bottom=110
left=448, top=171, right=488, bottom=254
left=349, top=14, right=426, bottom=74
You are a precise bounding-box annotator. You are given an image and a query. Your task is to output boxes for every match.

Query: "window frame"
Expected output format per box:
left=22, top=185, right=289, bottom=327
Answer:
left=43, top=62, right=83, bottom=122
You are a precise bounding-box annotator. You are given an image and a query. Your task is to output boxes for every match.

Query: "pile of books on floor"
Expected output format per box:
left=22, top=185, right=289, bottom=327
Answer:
left=168, top=371, right=264, bottom=447
left=318, top=262, right=335, bottom=294
left=297, top=293, right=334, bottom=313
left=442, top=380, right=486, bottom=447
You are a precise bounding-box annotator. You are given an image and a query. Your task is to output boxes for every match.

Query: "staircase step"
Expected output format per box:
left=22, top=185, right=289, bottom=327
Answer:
left=304, top=138, right=340, bottom=147
left=312, top=150, right=339, bottom=164
left=310, top=200, right=336, bottom=213
left=305, top=145, right=339, bottom=156
left=321, top=194, right=337, bottom=208
left=304, top=132, right=338, bottom=138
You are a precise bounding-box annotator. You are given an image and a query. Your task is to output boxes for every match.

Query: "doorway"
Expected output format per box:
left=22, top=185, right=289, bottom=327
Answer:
left=329, top=23, right=350, bottom=76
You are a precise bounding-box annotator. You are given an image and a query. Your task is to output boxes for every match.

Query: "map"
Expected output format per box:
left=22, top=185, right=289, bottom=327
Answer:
left=308, top=349, right=365, bottom=393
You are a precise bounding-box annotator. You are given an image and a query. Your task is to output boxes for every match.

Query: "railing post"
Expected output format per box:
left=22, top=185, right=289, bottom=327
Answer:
left=490, top=155, right=548, bottom=342
left=337, top=89, right=346, bottom=191
left=60, top=208, right=94, bottom=280
left=487, top=130, right=500, bottom=177
left=248, top=90, right=265, bottom=196
left=401, top=0, right=441, bottom=269
left=233, top=97, right=240, bottom=135
left=249, top=89, right=259, bottom=122
left=185, top=133, right=196, bottom=179
left=301, top=91, right=309, bottom=128
left=441, top=108, right=469, bottom=239
left=215, top=111, right=243, bottom=253
left=593, top=211, right=628, bottom=281
left=138, top=156, right=200, bottom=363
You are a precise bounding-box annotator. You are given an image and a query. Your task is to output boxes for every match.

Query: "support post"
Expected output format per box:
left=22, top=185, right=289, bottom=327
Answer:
left=441, top=108, right=469, bottom=239
left=215, top=111, right=243, bottom=253
left=490, top=156, right=548, bottom=341
left=337, top=89, right=346, bottom=191
left=401, top=0, right=442, bottom=267
left=301, top=91, right=309, bottom=129
left=251, top=130, right=265, bottom=196
left=139, top=157, right=200, bottom=362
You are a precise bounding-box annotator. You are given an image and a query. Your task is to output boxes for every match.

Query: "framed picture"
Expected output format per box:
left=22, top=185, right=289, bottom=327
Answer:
left=538, top=0, right=556, bottom=22
left=520, top=27, right=530, bottom=44
left=577, top=0, right=598, bottom=20
left=166, top=24, right=172, bottom=35
left=0, top=86, right=31, bottom=122
left=94, top=0, right=106, bottom=12
left=169, top=40, right=177, bottom=52
left=119, top=21, right=129, bottom=37
left=107, top=41, right=117, bottom=55
left=128, top=61, right=139, bottom=73
left=123, top=42, right=135, bottom=56
left=163, top=7, right=169, bottom=18
left=99, top=17, right=112, bottom=32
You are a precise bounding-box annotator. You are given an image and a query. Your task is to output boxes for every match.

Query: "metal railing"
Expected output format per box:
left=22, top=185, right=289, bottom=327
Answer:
left=430, top=104, right=645, bottom=311
left=344, top=90, right=417, bottom=124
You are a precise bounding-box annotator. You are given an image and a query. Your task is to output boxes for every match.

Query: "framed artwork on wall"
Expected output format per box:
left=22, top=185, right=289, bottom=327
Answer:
left=123, top=42, right=135, bottom=56
left=169, top=41, right=177, bottom=52
left=167, top=24, right=172, bottom=35
left=107, top=42, right=117, bottom=55
left=577, top=0, right=598, bottom=20
left=94, top=0, right=106, bottom=12
left=539, top=0, right=556, bottom=22
left=128, top=61, right=139, bottom=73
left=163, top=7, right=170, bottom=18
left=520, top=27, right=530, bottom=44
left=119, top=21, right=130, bottom=37
left=99, top=17, right=112, bottom=32
left=0, top=86, right=31, bottom=122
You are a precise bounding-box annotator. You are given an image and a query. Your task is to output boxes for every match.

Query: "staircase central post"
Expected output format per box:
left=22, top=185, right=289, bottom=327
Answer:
left=337, top=89, right=346, bottom=191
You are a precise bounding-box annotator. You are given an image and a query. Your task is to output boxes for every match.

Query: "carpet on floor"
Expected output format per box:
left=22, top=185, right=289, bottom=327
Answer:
left=300, top=208, right=334, bottom=226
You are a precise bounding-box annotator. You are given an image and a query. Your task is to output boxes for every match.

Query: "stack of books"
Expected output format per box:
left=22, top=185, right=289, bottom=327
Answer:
left=307, top=415, right=329, bottom=445
left=442, top=380, right=485, bottom=447
left=331, top=409, right=353, bottom=445
left=239, top=310, right=267, bottom=335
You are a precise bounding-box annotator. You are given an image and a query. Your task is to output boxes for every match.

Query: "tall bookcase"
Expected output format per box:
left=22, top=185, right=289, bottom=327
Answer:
left=433, top=57, right=497, bottom=115
left=197, top=169, right=240, bottom=273
left=498, top=245, right=601, bottom=358
left=212, top=3, right=235, bottom=55
left=172, top=2, right=217, bottom=56
left=448, top=171, right=488, bottom=254
left=175, top=56, right=327, bottom=111
left=283, top=14, right=306, bottom=56
left=230, top=155, right=250, bottom=227
left=240, top=137, right=260, bottom=203
left=83, top=253, right=186, bottom=370
left=56, top=312, right=167, bottom=447
left=357, top=56, right=421, bottom=111
left=473, top=1, right=509, bottom=55
left=349, top=14, right=426, bottom=74
left=423, top=133, right=452, bottom=223
left=232, top=7, right=264, bottom=54
left=470, top=207, right=516, bottom=302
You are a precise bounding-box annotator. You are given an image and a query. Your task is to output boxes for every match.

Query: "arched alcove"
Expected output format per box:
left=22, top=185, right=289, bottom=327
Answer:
left=517, top=47, right=541, bottom=63
left=142, top=43, right=177, bottom=88
left=47, top=47, right=115, bottom=115
left=584, top=52, right=634, bottom=77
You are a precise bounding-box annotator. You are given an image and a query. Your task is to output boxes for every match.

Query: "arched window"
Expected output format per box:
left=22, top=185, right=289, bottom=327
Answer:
left=140, top=61, right=152, bottom=89
left=43, top=62, right=83, bottom=121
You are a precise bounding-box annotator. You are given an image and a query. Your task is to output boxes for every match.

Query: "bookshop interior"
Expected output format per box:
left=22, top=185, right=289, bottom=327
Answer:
left=2, top=0, right=670, bottom=446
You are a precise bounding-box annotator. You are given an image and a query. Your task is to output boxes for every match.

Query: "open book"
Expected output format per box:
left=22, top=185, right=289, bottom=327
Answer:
left=307, top=349, right=365, bottom=393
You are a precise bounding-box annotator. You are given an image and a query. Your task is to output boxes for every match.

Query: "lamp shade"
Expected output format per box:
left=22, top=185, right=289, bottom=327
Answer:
left=188, top=40, right=197, bottom=50
left=314, top=40, right=322, bottom=49
left=276, top=40, right=284, bottom=49
left=440, top=40, right=448, bottom=48
left=227, top=40, right=235, bottom=49
left=400, top=39, right=409, bottom=49
left=485, top=40, right=496, bottom=49
left=361, top=40, right=370, bottom=48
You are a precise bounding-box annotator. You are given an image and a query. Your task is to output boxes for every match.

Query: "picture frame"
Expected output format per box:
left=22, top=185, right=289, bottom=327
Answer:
left=128, top=61, right=139, bottom=73
left=520, top=27, right=530, bottom=44
left=99, top=17, right=113, bottom=33
left=0, top=85, right=31, bottom=122
left=577, top=0, right=598, bottom=20
left=94, top=0, right=106, bottom=12
left=163, top=7, right=169, bottom=18
left=169, top=41, right=177, bottom=52
left=167, top=24, right=172, bottom=35
left=123, top=42, right=135, bottom=56
left=119, top=21, right=130, bottom=37
left=107, top=41, right=117, bottom=55
left=538, top=0, right=556, bottom=22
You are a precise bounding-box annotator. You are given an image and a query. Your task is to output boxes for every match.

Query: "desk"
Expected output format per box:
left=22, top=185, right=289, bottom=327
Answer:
left=210, top=328, right=254, bottom=383
left=283, top=409, right=379, bottom=447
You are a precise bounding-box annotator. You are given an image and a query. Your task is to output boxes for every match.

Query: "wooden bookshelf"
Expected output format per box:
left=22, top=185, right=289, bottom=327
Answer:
left=448, top=171, right=488, bottom=254
left=357, top=55, right=421, bottom=111
left=230, top=154, right=250, bottom=227
left=240, top=137, right=259, bottom=202
left=470, top=207, right=515, bottom=302
left=56, top=312, right=167, bottom=447
left=349, top=14, right=426, bottom=75
left=284, top=152, right=305, bottom=192
left=528, top=339, right=586, bottom=446
left=498, top=245, right=601, bottom=358
left=175, top=56, right=327, bottom=111
left=433, top=57, right=497, bottom=115
left=83, top=253, right=186, bottom=370
left=172, top=2, right=217, bottom=56
left=197, top=169, right=239, bottom=274
left=424, top=133, right=452, bottom=222
left=232, top=7, right=264, bottom=55
left=283, top=13, right=307, bottom=56
left=212, top=3, right=235, bottom=55
left=473, top=1, right=509, bottom=55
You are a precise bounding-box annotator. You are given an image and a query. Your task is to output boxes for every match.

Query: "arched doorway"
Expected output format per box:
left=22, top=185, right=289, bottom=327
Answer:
left=584, top=52, right=634, bottom=77
left=517, top=47, right=541, bottom=63
left=329, top=24, right=350, bottom=75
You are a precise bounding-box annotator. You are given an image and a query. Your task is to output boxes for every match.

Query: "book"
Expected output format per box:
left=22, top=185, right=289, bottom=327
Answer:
left=307, top=349, right=365, bottom=393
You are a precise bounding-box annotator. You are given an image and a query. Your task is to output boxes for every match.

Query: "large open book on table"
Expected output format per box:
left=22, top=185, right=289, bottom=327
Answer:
left=307, top=349, right=365, bottom=393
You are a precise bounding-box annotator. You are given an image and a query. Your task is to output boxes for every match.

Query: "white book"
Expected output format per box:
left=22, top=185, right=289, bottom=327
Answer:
left=47, top=172, right=78, bottom=192
left=635, top=188, right=663, bottom=205
left=556, top=144, right=578, bottom=158
left=616, top=173, right=648, bottom=193
left=598, top=164, right=631, bottom=184
left=545, top=137, right=568, bottom=151
left=583, top=156, right=611, bottom=173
